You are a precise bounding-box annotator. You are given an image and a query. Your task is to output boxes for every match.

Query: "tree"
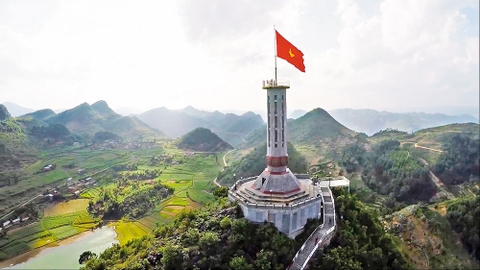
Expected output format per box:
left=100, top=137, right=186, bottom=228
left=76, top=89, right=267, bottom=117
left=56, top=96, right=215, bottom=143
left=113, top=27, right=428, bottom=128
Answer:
left=230, top=256, right=254, bottom=270
left=213, top=186, right=228, bottom=198
left=79, top=251, right=97, bottom=264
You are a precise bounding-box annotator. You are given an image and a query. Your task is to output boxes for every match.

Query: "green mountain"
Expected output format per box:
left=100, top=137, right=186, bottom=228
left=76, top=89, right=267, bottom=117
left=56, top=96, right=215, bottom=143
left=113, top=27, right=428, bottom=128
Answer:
left=38, top=101, right=166, bottom=139
left=176, top=127, right=233, bottom=152
left=22, top=109, right=56, bottom=121
left=290, top=108, right=356, bottom=143
left=330, top=108, right=479, bottom=135
left=0, top=105, right=10, bottom=121
left=242, top=108, right=358, bottom=161
left=0, top=107, right=36, bottom=188
left=138, top=106, right=264, bottom=146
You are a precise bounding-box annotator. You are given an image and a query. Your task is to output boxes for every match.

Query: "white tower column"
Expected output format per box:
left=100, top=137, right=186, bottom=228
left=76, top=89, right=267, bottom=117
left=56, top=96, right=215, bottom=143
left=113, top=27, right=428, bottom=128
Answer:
left=266, top=88, right=288, bottom=173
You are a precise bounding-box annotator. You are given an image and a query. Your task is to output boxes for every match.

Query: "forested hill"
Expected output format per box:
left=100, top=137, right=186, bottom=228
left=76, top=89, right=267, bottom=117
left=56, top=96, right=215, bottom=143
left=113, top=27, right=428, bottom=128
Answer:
left=81, top=192, right=412, bottom=270
left=341, top=124, right=479, bottom=204
left=176, top=128, right=233, bottom=152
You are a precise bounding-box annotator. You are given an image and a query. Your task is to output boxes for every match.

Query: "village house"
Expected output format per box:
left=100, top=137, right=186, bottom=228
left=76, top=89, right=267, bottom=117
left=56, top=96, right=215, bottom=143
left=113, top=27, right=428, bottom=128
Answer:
left=12, top=218, right=20, bottom=224
left=3, top=220, right=11, bottom=228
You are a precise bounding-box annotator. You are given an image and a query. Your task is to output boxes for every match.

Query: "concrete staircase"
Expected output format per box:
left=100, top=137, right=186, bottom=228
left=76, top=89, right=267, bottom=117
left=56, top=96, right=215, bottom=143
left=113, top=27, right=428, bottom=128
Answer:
left=288, top=187, right=337, bottom=270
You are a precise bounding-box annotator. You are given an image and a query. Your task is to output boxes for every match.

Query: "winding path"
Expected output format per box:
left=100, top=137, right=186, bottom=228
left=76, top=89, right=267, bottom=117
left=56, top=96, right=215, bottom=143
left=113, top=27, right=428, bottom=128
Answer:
left=288, top=186, right=337, bottom=270
left=213, top=149, right=236, bottom=187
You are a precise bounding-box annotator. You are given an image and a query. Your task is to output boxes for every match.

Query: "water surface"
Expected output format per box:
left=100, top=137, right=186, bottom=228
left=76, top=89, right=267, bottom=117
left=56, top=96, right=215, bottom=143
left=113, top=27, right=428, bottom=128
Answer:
left=3, top=226, right=118, bottom=270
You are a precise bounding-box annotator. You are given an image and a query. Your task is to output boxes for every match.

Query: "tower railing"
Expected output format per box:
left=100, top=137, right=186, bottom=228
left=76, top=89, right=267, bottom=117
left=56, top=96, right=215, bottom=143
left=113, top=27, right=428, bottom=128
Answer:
left=262, top=79, right=290, bottom=88
left=228, top=190, right=322, bottom=211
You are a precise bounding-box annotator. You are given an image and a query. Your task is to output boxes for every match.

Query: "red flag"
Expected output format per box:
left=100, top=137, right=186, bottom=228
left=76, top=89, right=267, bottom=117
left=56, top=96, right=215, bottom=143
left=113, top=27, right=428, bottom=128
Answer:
left=276, top=30, right=305, bottom=72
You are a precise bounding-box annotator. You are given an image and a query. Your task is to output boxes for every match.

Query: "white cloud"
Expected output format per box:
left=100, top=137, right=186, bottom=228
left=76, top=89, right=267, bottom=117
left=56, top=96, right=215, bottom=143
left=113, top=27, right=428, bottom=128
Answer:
left=0, top=0, right=478, bottom=116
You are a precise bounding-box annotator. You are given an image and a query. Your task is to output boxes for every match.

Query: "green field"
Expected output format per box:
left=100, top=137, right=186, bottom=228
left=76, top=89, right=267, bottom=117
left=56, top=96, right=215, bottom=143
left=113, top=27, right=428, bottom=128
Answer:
left=1, top=143, right=226, bottom=260
left=0, top=206, right=99, bottom=260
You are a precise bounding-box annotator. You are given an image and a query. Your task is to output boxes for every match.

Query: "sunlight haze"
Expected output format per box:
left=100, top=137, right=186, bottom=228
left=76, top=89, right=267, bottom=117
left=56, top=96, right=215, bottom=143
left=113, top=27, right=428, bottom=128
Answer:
left=0, top=0, right=478, bottom=116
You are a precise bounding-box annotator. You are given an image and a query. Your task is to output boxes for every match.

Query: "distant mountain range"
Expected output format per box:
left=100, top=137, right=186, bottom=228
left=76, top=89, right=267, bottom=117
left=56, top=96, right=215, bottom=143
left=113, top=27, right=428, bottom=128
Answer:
left=19, top=101, right=165, bottom=139
left=1, top=102, right=34, bottom=117
left=288, top=109, right=308, bottom=119
left=3, top=101, right=478, bottom=141
left=329, top=109, right=479, bottom=135
left=137, top=106, right=265, bottom=146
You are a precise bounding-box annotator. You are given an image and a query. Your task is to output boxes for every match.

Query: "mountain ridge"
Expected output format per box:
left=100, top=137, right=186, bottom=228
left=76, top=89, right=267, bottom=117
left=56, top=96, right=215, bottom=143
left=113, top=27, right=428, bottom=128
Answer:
left=137, top=106, right=264, bottom=146
left=22, top=100, right=166, bottom=139
left=330, top=108, right=479, bottom=135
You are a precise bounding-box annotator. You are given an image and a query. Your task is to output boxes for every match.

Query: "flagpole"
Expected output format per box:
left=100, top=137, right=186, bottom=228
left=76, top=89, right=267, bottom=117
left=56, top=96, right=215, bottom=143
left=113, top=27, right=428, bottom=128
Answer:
left=274, top=25, right=277, bottom=82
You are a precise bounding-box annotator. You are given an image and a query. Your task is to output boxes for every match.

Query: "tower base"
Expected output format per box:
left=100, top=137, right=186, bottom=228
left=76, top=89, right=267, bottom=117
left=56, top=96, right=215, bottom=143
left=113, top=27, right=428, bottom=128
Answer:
left=228, top=175, right=322, bottom=238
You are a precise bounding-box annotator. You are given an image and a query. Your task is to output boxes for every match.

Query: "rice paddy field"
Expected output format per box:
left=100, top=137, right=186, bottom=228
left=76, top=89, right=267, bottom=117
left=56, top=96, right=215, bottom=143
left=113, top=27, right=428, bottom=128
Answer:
left=0, top=203, right=99, bottom=260
left=107, top=151, right=224, bottom=244
left=1, top=143, right=226, bottom=259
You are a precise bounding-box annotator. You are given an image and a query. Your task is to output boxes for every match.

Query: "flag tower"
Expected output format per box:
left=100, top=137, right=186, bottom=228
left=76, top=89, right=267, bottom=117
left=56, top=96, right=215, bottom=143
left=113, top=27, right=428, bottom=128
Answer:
left=228, top=29, right=322, bottom=238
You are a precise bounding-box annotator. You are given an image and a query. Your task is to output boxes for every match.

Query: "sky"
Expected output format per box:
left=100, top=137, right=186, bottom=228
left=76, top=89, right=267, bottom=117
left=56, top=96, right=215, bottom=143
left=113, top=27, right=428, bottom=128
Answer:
left=0, top=0, right=479, bottom=117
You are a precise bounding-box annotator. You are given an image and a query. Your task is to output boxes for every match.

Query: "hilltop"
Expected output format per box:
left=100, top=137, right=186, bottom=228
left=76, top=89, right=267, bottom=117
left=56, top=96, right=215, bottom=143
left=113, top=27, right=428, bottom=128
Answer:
left=176, top=128, right=233, bottom=152
left=1, top=102, right=33, bottom=117
left=330, top=108, right=479, bottom=135
left=19, top=101, right=166, bottom=139
left=290, top=108, right=356, bottom=143
left=138, top=106, right=264, bottom=146
left=22, top=109, right=56, bottom=121
left=242, top=107, right=359, bottom=163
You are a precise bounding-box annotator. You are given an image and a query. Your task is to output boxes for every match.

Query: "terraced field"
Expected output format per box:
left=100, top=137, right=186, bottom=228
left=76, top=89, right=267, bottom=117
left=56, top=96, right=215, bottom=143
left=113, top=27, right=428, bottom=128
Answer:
left=1, top=146, right=226, bottom=261
left=0, top=205, right=99, bottom=260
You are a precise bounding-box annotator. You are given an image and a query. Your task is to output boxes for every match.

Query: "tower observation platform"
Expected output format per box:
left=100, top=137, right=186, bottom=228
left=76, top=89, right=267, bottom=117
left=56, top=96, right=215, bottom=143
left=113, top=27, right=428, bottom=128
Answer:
left=228, top=79, right=322, bottom=238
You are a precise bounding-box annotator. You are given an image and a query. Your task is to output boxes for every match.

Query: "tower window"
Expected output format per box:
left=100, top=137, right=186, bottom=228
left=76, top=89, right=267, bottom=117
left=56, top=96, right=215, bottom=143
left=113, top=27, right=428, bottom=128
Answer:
left=282, top=101, right=285, bottom=147
left=267, top=96, right=270, bottom=147
left=275, top=129, right=278, bottom=146
left=274, top=101, right=277, bottom=115
left=275, top=116, right=278, bottom=129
